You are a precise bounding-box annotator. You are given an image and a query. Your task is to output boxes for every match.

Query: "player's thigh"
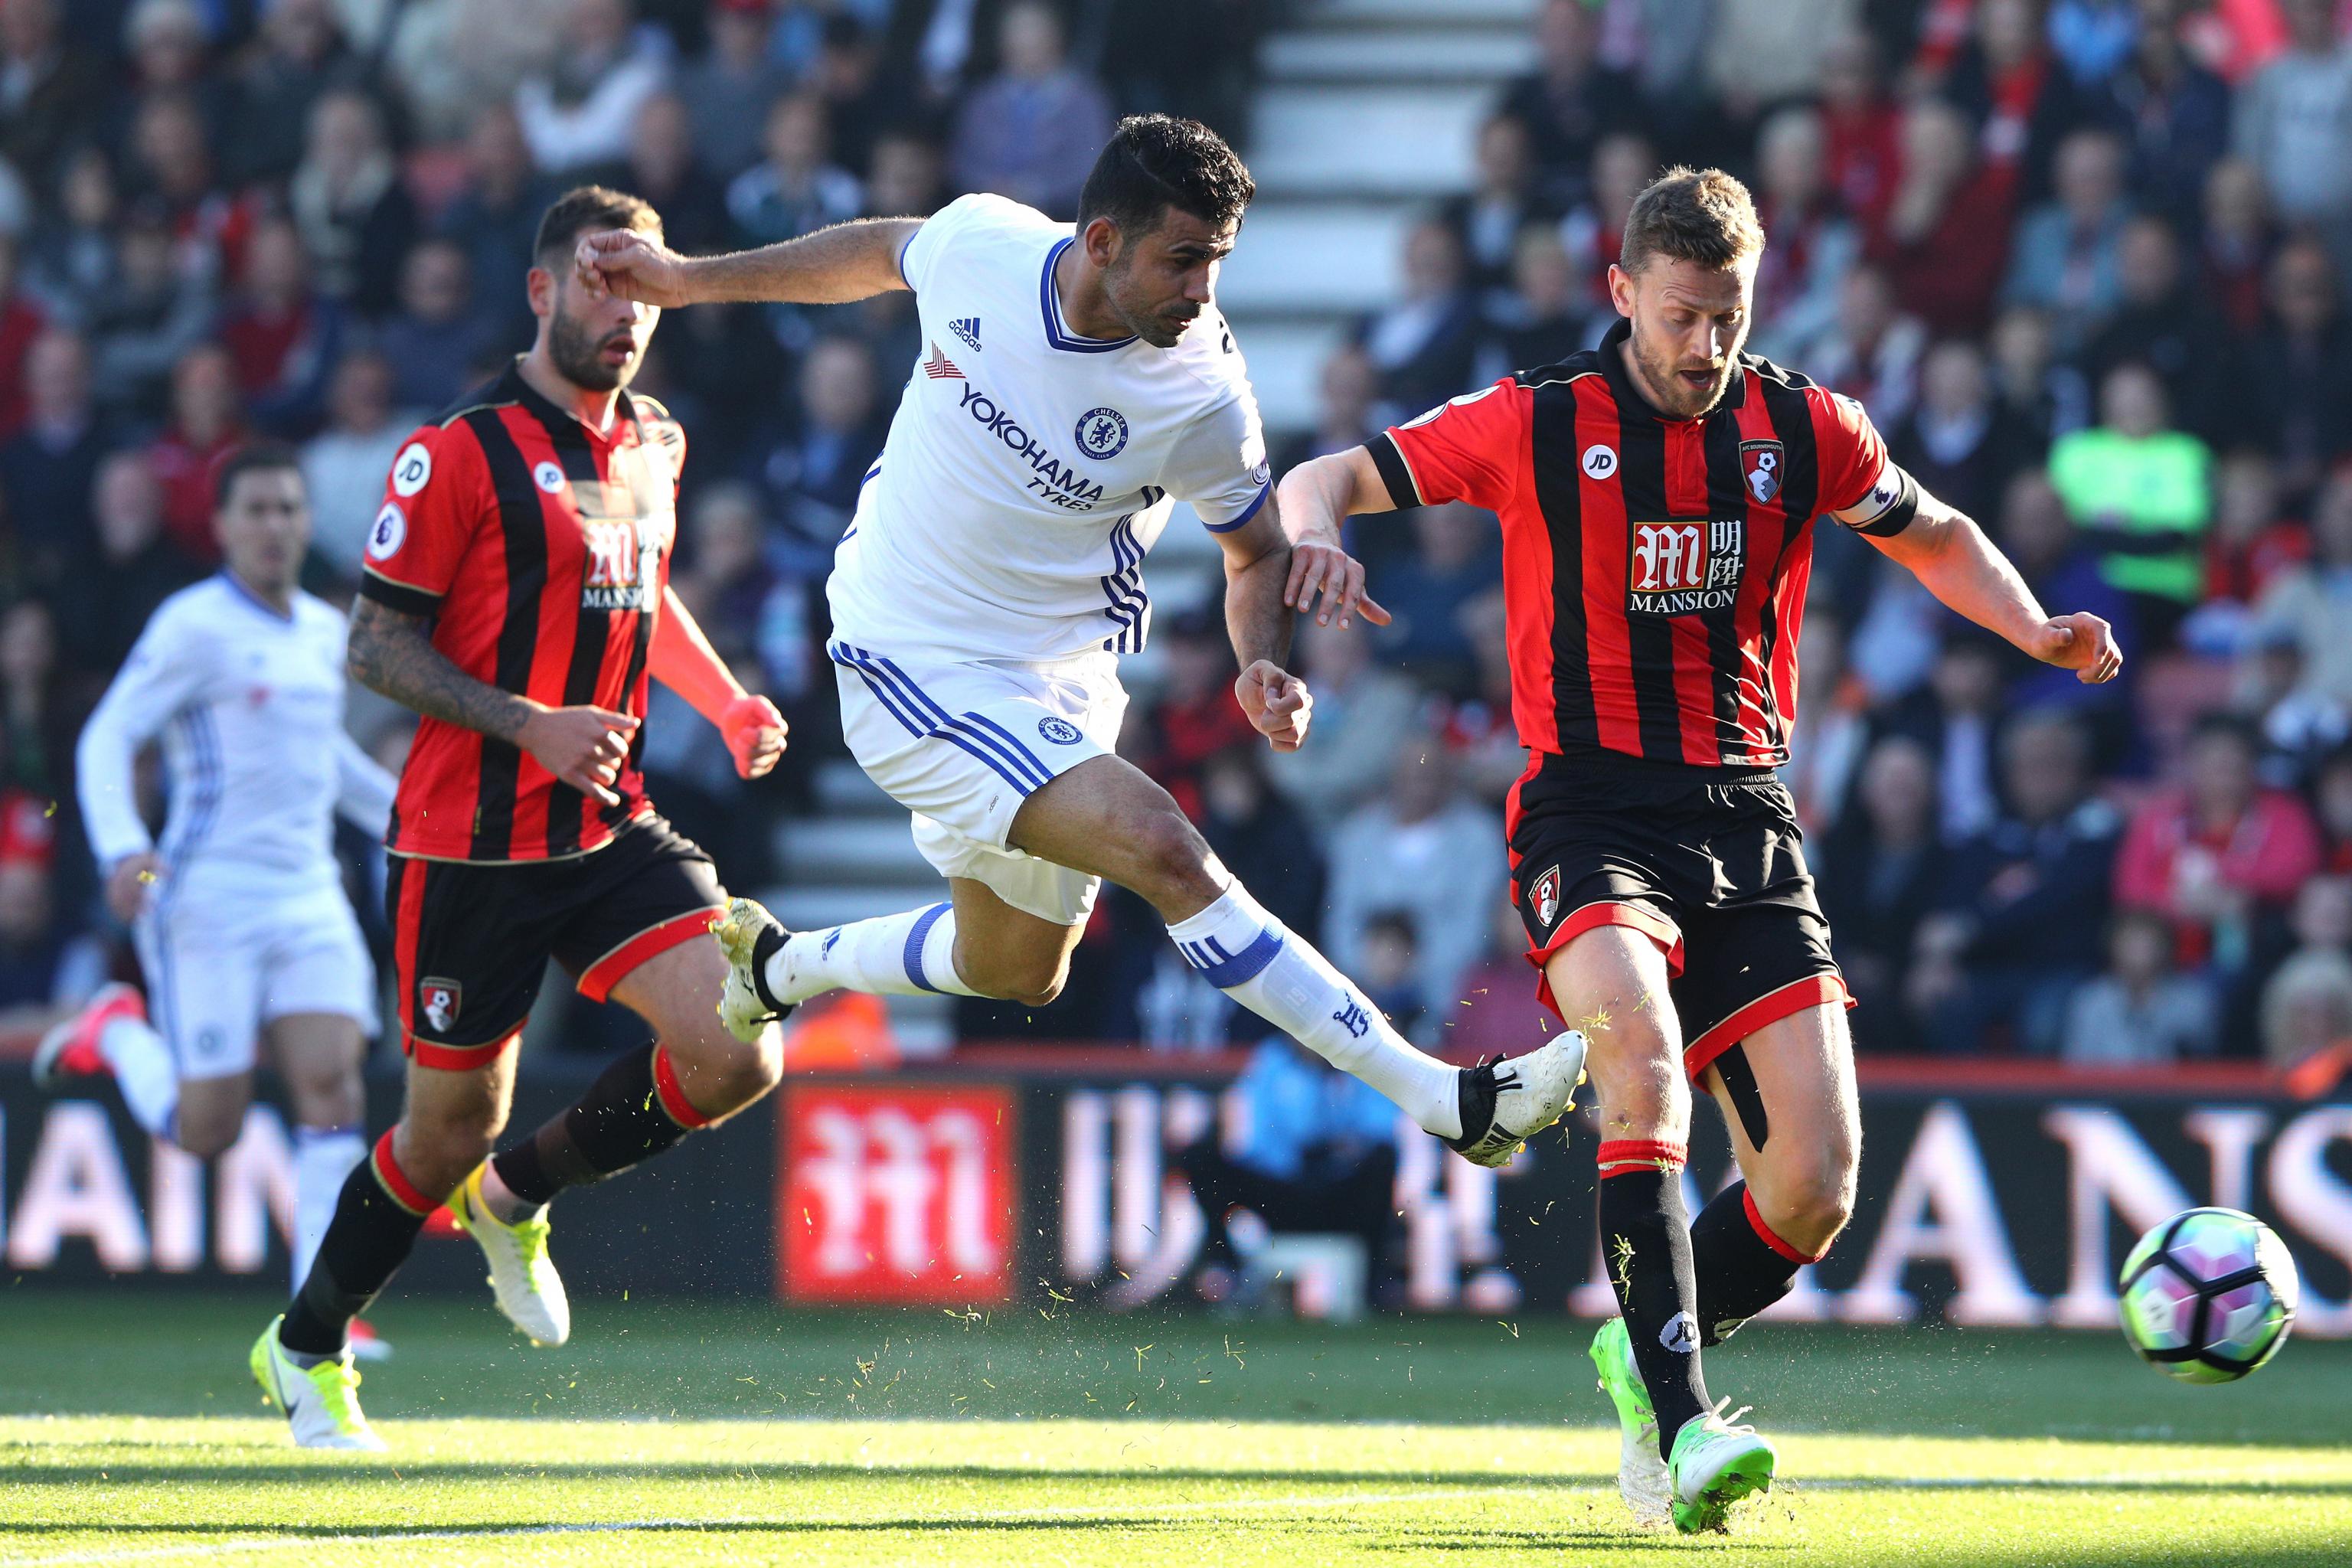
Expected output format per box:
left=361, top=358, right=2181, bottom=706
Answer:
left=1540, top=923, right=1688, bottom=1138
left=604, top=937, right=780, bottom=1121
left=1700, top=1001, right=1860, bottom=1250
left=261, top=1011, right=366, bottom=1128
left=174, top=1070, right=256, bottom=1159
left=946, top=875, right=1087, bottom=998
left=1007, top=753, right=1220, bottom=911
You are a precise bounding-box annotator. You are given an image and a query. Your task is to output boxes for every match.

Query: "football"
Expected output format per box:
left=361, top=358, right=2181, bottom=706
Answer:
left=2118, top=1207, right=2301, bottom=1384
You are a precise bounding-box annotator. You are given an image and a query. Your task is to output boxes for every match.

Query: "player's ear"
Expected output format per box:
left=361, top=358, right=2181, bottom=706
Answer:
left=1606, top=262, right=1637, bottom=319
left=526, top=264, right=556, bottom=322
left=1080, top=215, right=1122, bottom=270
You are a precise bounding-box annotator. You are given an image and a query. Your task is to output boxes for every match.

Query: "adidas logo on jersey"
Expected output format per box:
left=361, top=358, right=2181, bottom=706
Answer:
left=924, top=341, right=965, bottom=380
left=949, top=317, right=982, bottom=351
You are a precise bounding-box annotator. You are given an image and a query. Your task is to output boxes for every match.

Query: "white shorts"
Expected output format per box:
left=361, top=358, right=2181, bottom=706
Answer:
left=830, top=640, right=1127, bottom=926
left=133, top=883, right=377, bottom=1081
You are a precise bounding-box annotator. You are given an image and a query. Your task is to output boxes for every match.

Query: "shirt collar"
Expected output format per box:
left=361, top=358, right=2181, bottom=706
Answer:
left=498, top=356, right=638, bottom=443
left=1597, top=317, right=1748, bottom=421
left=1040, top=237, right=1136, bottom=354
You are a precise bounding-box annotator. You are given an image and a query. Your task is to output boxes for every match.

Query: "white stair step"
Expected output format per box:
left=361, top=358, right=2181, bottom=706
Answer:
left=1223, top=203, right=1412, bottom=314
left=1308, top=0, right=1539, bottom=23
left=1220, top=314, right=1351, bottom=433
left=812, top=757, right=897, bottom=815
left=764, top=884, right=946, bottom=931
left=1247, top=84, right=1489, bottom=198
left=1263, top=26, right=1531, bottom=81
left=782, top=815, right=930, bottom=880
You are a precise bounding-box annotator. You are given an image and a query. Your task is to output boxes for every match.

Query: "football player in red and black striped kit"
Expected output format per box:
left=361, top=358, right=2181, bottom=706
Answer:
left=249, top=187, right=791, bottom=1449
left=1281, top=168, right=2120, bottom=1528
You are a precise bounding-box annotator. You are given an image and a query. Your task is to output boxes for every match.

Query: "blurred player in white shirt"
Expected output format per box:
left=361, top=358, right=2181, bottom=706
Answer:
left=576, top=116, right=1584, bottom=1168
left=41, top=445, right=399, bottom=1340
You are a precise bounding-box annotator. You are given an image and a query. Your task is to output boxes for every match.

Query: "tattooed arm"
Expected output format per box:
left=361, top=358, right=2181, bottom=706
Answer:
left=347, top=596, right=639, bottom=807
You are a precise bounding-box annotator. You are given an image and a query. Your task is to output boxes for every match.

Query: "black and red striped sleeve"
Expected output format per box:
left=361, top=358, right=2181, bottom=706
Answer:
left=358, top=420, right=491, bottom=616
left=1370, top=378, right=1529, bottom=513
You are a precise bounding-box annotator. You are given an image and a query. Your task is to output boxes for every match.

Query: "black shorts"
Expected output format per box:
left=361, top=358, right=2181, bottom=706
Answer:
left=386, top=814, right=727, bottom=1069
left=1506, top=750, right=1847, bottom=1080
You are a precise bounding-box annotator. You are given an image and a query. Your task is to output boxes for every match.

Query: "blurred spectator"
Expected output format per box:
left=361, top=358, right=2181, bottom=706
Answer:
left=1373, top=501, right=1499, bottom=693
left=2061, top=906, right=2217, bottom=1063
left=1128, top=606, right=1256, bottom=825
left=727, top=90, right=861, bottom=250
left=1987, top=303, right=2079, bottom=460
left=1883, top=635, right=2007, bottom=844
left=0, top=598, right=74, bottom=798
left=127, top=90, right=252, bottom=289
left=1442, top=587, right=1530, bottom=802
left=0, top=328, right=104, bottom=577
left=607, top=90, right=728, bottom=256
left=0, top=232, right=44, bottom=439
left=1783, top=606, right=1871, bottom=836
left=1275, top=345, right=1383, bottom=475
left=2230, top=0, right=2352, bottom=234
left=113, top=2, right=231, bottom=166
left=2254, top=470, right=2352, bottom=710
left=1847, top=554, right=1942, bottom=704
left=1886, top=337, right=2032, bottom=524
left=514, top=0, right=668, bottom=175
left=1442, top=113, right=1556, bottom=296
left=91, top=205, right=210, bottom=418
left=756, top=334, right=888, bottom=556
left=670, top=480, right=813, bottom=703
left=54, top=449, right=198, bottom=678
left=1266, top=613, right=1419, bottom=832
left=143, top=342, right=247, bottom=561
left=387, top=0, right=570, bottom=145
left=1200, top=744, right=1325, bottom=946
left=1994, top=469, right=2133, bottom=710
left=2115, top=715, right=2323, bottom=972
left=1746, top=106, right=1857, bottom=366
left=234, top=0, right=369, bottom=185
left=289, top=87, right=417, bottom=315
left=2262, top=943, right=2352, bottom=1072
left=866, top=127, right=946, bottom=220
left=2319, top=744, right=2352, bottom=873
left=1818, top=31, right=1902, bottom=235
left=2000, top=129, right=2131, bottom=351
left=20, top=144, right=120, bottom=318
left=1351, top=910, right=1427, bottom=1043
left=949, top=1, right=1111, bottom=218
left=1357, top=218, right=1480, bottom=426
left=1937, top=0, right=2083, bottom=202
left=1494, top=0, right=1648, bottom=207
left=0, top=820, right=100, bottom=1015
left=2092, top=0, right=2231, bottom=227
left=1702, top=0, right=1857, bottom=129
left=2238, top=623, right=2348, bottom=786
left=2197, top=156, right=2277, bottom=335
left=438, top=105, right=550, bottom=343
left=1096, top=0, right=1263, bottom=137
left=1867, top=96, right=2013, bottom=336
left=1808, top=263, right=1926, bottom=427
left=302, top=348, right=415, bottom=579
left=2223, top=239, right=2352, bottom=491
left=2201, top=449, right=2308, bottom=618
left=811, top=14, right=893, bottom=178
left=2048, top=361, right=2212, bottom=640
left=1912, top=707, right=2120, bottom=1054
left=1821, top=732, right=1948, bottom=1032
left=2074, top=216, right=2230, bottom=443
left=2047, top=0, right=2141, bottom=88
left=377, top=237, right=500, bottom=410
left=1559, top=131, right=1655, bottom=318
left=1477, top=228, right=1589, bottom=384
left=679, top=0, right=794, bottom=181
left=0, top=0, right=103, bottom=184
left=1325, top=739, right=1505, bottom=1023
left=217, top=214, right=345, bottom=436
left=1442, top=893, right=1556, bottom=1065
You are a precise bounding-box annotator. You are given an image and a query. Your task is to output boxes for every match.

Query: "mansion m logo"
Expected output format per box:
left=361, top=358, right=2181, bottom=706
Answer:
left=1630, top=520, right=1744, bottom=614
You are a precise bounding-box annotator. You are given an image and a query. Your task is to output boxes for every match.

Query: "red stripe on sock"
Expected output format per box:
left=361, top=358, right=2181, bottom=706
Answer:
left=1596, top=1138, right=1687, bottom=1175
left=1744, top=1186, right=1824, bottom=1263
left=649, top=1044, right=711, bottom=1129
left=370, top=1130, right=436, bottom=1215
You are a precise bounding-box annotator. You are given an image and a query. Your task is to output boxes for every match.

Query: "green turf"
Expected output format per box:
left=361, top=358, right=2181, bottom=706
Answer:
left=2, top=1292, right=2347, bottom=1565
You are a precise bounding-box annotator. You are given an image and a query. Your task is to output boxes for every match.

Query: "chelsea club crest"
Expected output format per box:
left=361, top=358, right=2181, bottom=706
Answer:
left=1075, top=407, right=1129, bottom=459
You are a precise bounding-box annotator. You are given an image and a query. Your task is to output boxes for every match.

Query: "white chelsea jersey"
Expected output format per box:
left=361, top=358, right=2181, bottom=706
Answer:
left=77, top=576, right=397, bottom=895
left=828, top=193, right=1271, bottom=665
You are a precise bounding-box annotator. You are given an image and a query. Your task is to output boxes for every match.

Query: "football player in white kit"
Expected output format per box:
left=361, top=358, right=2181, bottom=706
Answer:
left=577, top=116, right=1583, bottom=1166
left=41, top=444, right=398, bottom=1335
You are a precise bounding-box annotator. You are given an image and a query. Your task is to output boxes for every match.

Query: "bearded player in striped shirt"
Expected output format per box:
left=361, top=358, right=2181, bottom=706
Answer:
left=1282, top=167, right=2121, bottom=1533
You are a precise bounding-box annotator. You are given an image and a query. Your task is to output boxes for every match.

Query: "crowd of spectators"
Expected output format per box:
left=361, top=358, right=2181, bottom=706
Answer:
left=0, top=0, right=2348, bottom=1079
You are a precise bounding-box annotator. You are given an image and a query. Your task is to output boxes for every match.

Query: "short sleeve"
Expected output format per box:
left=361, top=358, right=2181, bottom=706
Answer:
left=1162, top=388, right=1270, bottom=533
left=1811, top=388, right=1892, bottom=517
left=897, top=192, right=1021, bottom=294
left=358, top=421, right=488, bottom=616
left=1374, top=379, right=1528, bottom=513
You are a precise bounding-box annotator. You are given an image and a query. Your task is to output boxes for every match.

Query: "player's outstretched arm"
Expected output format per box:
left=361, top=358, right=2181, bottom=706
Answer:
left=1274, top=447, right=1394, bottom=631
left=649, top=586, right=786, bottom=779
left=574, top=218, right=923, bottom=308
left=1861, top=483, right=2124, bottom=685
left=347, top=597, right=640, bottom=805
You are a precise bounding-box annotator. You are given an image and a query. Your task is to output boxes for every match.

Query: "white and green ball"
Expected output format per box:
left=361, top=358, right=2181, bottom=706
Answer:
left=2118, top=1207, right=2299, bottom=1384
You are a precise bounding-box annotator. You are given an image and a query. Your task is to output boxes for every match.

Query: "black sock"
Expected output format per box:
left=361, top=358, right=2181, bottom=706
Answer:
left=491, top=1043, right=706, bottom=1207
left=1690, top=1180, right=1809, bottom=1347
left=280, top=1134, right=435, bottom=1356
left=1597, top=1142, right=1710, bottom=1462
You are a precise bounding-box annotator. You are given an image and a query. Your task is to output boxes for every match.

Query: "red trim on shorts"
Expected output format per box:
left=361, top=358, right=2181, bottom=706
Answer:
left=1596, top=1137, right=1688, bottom=1175
left=576, top=907, right=724, bottom=1003
left=1684, top=973, right=1851, bottom=1082
left=649, top=1043, right=710, bottom=1129
left=402, top=1027, right=522, bottom=1073
left=1526, top=900, right=1687, bottom=1021
left=1746, top=1186, right=1824, bottom=1264
left=370, top=1129, right=436, bottom=1215
left=391, top=857, right=427, bottom=1037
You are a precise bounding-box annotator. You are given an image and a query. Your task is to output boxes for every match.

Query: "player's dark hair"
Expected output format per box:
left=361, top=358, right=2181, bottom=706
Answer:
left=213, top=440, right=303, bottom=511
left=1076, top=114, right=1255, bottom=240
left=1620, top=165, right=1764, bottom=275
left=533, top=185, right=662, bottom=271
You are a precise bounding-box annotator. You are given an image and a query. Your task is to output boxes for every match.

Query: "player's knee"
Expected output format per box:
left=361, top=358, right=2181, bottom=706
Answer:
left=174, top=1106, right=245, bottom=1161
left=963, top=949, right=1067, bottom=1006
left=1760, top=1152, right=1856, bottom=1253
left=1578, top=1009, right=1684, bottom=1134
left=1119, top=807, right=1219, bottom=911
left=394, top=1112, right=500, bottom=1201
left=663, top=1025, right=782, bottom=1117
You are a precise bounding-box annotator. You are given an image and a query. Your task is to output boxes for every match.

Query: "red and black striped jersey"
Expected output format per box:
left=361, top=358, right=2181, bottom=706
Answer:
left=358, top=360, right=686, bottom=862
left=1370, top=319, right=1896, bottom=770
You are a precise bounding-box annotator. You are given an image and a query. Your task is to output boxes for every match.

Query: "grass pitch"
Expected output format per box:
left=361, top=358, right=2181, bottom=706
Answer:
left=2, top=1292, right=2347, bottom=1566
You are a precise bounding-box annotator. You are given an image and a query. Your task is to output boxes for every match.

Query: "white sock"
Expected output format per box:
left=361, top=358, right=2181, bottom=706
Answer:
left=96, top=1016, right=180, bottom=1142
left=764, top=902, right=982, bottom=1002
left=1169, top=882, right=1462, bottom=1138
left=292, top=1124, right=366, bottom=1295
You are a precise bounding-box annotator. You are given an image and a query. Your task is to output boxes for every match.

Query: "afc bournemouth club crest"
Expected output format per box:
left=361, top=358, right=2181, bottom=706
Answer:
left=420, top=978, right=463, bottom=1034
left=1740, top=439, right=1783, bottom=505
left=1530, top=865, right=1562, bottom=929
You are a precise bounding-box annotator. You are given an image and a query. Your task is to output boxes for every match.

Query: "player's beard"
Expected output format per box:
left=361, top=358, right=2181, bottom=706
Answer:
left=1104, top=256, right=1194, bottom=350
left=1628, top=324, right=1734, bottom=420
left=548, top=309, right=638, bottom=393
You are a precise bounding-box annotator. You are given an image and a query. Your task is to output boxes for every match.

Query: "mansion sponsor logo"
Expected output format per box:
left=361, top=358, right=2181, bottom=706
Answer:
left=1630, top=520, right=1744, bottom=615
